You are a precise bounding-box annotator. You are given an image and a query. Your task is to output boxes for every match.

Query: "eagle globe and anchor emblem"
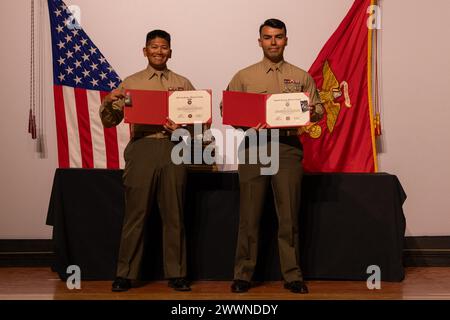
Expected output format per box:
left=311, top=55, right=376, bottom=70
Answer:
left=299, top=60, right=352, bottom=139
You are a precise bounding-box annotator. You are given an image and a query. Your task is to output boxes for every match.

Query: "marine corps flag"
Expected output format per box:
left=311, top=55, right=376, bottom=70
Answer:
left=300, top=0, right=380, bottom=172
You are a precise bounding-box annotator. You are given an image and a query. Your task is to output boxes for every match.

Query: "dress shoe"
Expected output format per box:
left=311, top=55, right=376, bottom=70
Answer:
left=231, top=279, right=251, bottom=293
left=168, top=278, right=191, bottom=291
left=112, top=277, right=131, bottom=292
left=284, top=280, right=308, bottom=294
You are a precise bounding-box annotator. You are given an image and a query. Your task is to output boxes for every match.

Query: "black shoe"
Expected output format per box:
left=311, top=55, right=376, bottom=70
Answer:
left=231, top=279, right=251, bottom=293
left=112, top=277, right=131, bottom=292
left=168, top=278, right=191, bottom=292
left=284, top=280, right=309, bottom=294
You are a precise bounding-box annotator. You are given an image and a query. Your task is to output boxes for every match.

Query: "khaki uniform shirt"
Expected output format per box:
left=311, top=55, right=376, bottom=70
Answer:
left=227, top=57, right=321, bottom=104
left=99, top=65, right=195, bottom=137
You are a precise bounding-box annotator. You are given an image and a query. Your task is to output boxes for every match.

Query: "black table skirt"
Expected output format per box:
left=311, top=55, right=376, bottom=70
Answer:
left=46, top=169, right=407, bottom=282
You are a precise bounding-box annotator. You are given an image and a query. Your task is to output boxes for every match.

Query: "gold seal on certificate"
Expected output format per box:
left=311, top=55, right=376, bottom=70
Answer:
left=168, top=90, right=212, bottom=124
left=265, top=92, right=310, bottom=127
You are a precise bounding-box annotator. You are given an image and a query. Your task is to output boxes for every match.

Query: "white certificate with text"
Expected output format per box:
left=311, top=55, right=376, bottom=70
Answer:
left=168, top=90, right=212, bottom=124
left=265, top=92, right=310, bottom=127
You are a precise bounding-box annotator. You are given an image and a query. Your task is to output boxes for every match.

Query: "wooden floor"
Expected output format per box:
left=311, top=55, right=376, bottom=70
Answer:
left=0, top=267, right=449, bottom=300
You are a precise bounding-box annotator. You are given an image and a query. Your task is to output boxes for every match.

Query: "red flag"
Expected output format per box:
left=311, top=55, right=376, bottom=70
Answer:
left=300, top=0, right=378, bottom=172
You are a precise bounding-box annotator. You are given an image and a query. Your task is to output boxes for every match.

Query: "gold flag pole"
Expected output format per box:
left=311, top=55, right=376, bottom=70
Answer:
left=367, top=0, right=380, bottom=172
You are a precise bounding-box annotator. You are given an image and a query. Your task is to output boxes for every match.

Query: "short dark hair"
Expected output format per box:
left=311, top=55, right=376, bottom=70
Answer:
left=259, top=18, right=287, bottom=36
left=145, top=29, right=171, bottom=47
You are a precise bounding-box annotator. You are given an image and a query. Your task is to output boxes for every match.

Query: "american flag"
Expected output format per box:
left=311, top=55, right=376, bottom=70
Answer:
left=48, top=0, right=129, bottom=168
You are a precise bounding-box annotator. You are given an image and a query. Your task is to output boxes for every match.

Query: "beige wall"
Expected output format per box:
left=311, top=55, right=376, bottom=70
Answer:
left=0, top=0, right=449, bottom=238
left=378, top=0, right=450, bottom=236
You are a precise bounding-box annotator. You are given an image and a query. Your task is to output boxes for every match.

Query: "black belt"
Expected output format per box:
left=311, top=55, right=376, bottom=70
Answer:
left=265, top=129, right=298, bottom=137
left=243, top=129, right=299, bottom=140
left=132, top=131, right=168, bottom=139
left=278, top=129, right=298, bottom=136
left=133, top=129, right=298, bottom=139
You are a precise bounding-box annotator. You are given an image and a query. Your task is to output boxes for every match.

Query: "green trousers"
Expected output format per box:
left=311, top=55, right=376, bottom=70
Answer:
left=234, top=136, right=304, bottom=282
left=116, top=137, right=187, bottom=280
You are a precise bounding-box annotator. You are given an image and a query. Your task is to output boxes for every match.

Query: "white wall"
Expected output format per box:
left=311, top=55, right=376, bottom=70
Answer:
left=0, top=0, right=449, bottom=238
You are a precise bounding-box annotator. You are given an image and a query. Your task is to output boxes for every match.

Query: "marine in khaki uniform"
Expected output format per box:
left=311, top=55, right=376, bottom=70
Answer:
left=227, top=19, right=324, bottom=294
left=100, top=30, right=194, bottom=292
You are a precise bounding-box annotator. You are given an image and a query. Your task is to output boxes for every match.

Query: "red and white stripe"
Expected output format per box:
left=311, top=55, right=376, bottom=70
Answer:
left=53, top=85, right=130, bottom=169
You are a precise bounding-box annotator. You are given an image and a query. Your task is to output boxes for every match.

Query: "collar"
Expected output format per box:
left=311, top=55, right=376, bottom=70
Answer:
left=146, top=64, right=169, bottom=80
left=262, top=57, right=285, bottom=74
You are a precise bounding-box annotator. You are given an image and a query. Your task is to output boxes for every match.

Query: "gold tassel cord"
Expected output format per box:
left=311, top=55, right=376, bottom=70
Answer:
left=29, top=0, right=46, bottom=157
left=29, top=0, right=36, bottom=139
left=37, top=0, right=46, bottom=156
left=374, top=20, right=382, bottom=136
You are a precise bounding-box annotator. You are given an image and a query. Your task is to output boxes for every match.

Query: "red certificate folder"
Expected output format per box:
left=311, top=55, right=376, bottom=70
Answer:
left=123, top=89, right=167, bottom=125
left=222, top=91, right=310, bottom=128
left=124, top=89, right=212, bottom=125
left=222, top=91, right=266, bottom=128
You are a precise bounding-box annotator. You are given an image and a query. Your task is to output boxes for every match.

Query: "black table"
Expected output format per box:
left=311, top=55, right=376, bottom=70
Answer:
left=46, top=169, right=406, bottom=281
